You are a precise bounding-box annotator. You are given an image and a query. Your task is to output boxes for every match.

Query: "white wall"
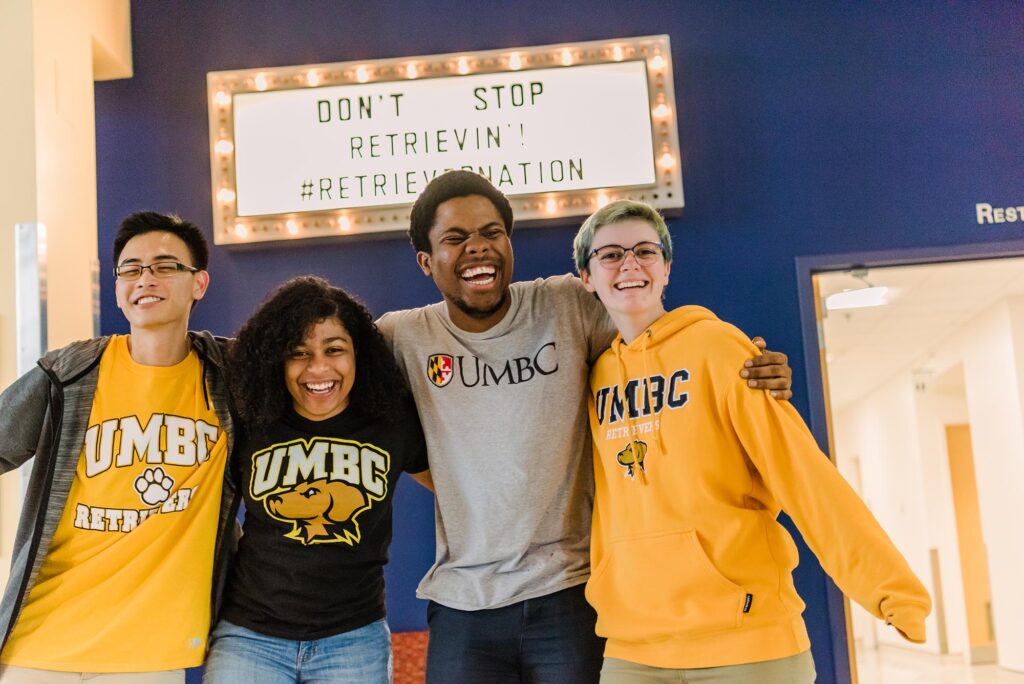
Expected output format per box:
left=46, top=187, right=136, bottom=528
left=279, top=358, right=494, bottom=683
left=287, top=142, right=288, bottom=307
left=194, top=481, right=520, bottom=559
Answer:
left=834, top=373, right=943, bottom=654
left=912, top=387, right=970, bottom=657
left=833, top=295, right=1024, bottom=673
left=958, top=298, right=1024, bottom=673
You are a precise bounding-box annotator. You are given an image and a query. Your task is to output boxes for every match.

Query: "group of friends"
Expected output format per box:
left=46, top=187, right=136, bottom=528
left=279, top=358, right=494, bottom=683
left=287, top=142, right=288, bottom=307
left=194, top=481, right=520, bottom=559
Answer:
left=0, top=170, right=930, bottom=683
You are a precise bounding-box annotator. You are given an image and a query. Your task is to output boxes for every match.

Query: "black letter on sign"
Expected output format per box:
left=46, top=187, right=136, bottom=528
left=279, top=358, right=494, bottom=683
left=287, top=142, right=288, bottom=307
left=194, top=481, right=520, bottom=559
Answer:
left=530, top=82, right=543, bottom=104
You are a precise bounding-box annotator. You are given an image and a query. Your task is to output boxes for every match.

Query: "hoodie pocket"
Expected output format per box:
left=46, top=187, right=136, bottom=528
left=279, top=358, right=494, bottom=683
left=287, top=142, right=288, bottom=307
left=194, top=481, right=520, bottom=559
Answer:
left=586, top=529, right=747, bottom=642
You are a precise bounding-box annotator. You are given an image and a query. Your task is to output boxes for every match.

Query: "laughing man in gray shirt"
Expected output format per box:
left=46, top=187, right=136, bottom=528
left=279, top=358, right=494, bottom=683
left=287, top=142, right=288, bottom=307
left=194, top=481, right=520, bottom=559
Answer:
left=376, top=170, right=792, bottom=684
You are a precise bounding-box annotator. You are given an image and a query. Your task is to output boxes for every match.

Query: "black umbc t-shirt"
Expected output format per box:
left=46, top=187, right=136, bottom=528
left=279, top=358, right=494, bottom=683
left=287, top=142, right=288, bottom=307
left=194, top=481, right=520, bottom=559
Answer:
left=220, top=401, right=428, bottom=640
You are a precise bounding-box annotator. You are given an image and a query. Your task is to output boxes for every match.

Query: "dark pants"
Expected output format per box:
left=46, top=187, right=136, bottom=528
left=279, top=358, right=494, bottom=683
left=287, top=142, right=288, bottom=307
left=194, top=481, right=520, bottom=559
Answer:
left=425, top=584, right=605, bottom=684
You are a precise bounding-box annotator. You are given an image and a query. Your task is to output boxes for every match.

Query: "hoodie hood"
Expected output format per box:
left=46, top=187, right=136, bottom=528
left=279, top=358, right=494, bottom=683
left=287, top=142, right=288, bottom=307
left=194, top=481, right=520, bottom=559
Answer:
left=613, top=305, right=719, bottom=355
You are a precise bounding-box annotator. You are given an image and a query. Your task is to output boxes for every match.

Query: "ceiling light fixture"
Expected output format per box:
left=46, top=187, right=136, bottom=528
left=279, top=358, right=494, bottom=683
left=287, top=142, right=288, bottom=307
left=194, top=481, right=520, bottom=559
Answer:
left=825, top=268, right=890, bottom=311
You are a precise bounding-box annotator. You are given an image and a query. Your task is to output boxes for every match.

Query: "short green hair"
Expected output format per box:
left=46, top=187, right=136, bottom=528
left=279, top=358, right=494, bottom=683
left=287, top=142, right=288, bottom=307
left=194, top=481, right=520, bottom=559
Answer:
left=573, top=199, right=673, bottom=273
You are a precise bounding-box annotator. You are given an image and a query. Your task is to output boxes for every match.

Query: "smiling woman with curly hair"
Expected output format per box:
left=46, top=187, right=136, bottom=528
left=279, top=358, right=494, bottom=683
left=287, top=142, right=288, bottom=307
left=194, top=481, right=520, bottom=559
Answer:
left=227, top=275, right=407, bottom=432
left=206, top=275, right=430, bottom=684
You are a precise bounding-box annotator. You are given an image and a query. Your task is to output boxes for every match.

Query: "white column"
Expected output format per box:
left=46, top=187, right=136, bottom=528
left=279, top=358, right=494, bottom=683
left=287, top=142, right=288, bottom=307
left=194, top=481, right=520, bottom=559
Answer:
left=0, top=0, right=131, bottom=589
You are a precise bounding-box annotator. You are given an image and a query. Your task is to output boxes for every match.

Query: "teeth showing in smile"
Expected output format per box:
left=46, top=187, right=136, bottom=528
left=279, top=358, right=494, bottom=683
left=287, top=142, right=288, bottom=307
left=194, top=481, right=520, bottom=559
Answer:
left=136, top=296, right=162, bottom=305
left=460, top=265, right=496, bottom=284
left=615, top=280, right=646, bottom=290
left=304, top=381, right=336, bottom=394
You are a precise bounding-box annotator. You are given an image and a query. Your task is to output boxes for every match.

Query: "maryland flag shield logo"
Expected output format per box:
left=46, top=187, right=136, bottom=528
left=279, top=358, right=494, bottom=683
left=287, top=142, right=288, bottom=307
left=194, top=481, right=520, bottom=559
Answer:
left=427, top=354, right=454, bottom=387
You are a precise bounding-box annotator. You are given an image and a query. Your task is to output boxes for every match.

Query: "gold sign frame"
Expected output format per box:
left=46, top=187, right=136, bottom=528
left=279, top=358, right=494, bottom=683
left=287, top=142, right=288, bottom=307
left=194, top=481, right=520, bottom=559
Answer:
left=207, top=35, right=682, bottom=245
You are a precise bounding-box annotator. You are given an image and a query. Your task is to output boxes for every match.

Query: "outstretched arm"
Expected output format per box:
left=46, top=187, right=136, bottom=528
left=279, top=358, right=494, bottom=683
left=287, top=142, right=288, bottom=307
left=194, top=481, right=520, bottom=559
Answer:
left=740, top=337, right=793, bottom=400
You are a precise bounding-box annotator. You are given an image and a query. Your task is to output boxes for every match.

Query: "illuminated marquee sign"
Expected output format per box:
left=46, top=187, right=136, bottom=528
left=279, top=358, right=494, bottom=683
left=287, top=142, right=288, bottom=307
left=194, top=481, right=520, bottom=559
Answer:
left=207, top=35, right=681, bottom=244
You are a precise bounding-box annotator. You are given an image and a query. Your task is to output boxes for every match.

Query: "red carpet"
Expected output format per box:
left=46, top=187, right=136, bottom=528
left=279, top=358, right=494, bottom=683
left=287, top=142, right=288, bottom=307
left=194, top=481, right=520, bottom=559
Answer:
left=392, top=630, right=428, bottom=684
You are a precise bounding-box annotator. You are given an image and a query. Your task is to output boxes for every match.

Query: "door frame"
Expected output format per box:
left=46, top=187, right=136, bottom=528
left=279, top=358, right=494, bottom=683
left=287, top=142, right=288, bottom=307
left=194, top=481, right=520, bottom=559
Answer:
left=793, top=238, right=1024, bottom=684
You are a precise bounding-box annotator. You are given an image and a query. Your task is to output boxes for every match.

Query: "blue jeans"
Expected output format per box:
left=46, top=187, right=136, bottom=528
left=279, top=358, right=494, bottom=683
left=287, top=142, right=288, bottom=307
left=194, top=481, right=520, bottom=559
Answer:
left=203, top=619, right=392, bottom=683
left=425, top=584, right=604, bottom=684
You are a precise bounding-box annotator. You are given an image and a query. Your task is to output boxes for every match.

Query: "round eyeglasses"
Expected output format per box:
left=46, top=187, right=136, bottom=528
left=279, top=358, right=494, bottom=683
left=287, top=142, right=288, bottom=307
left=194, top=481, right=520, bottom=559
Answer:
left=588, top=242, right=665, bottom=270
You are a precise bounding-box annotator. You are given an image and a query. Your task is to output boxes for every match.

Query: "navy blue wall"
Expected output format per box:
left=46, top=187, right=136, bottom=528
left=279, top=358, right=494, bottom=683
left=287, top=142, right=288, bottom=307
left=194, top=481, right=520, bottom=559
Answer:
left=95, top=2, right=1023, bottom=681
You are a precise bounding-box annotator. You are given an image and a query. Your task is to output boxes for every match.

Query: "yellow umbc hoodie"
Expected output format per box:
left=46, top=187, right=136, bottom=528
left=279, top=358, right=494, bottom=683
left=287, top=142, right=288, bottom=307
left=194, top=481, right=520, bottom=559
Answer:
left=585, top=305, right=930, bottom=669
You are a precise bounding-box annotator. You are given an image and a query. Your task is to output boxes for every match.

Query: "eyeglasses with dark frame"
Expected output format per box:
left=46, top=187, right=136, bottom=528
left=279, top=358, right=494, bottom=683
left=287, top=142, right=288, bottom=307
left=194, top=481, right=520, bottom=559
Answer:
left=588, top=241, right=666, bottom=270
left=113, top=261, right=200, bottom=281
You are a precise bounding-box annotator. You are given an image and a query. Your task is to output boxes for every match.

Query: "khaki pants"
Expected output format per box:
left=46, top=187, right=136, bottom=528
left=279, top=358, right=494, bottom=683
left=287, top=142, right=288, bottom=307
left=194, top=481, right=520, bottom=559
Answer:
left=600, top=650, right=816, bottom=683
left=0, top=666, right=184, bottom=684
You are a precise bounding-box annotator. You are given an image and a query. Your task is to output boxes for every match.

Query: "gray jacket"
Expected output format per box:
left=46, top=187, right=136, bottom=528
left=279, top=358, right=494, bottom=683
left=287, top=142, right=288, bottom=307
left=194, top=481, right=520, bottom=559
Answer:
left=0, top=332, right=240, bottom=650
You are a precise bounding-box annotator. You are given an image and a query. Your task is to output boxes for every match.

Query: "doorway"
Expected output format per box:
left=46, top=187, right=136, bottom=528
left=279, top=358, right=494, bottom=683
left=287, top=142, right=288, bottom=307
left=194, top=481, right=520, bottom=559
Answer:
left=809, top=255, right=1024, bottom=684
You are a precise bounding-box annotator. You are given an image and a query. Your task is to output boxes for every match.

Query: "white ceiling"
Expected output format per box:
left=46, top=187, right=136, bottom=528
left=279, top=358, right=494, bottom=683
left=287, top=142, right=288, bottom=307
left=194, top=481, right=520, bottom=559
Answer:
left=818, top=256, right=1024, bottom=410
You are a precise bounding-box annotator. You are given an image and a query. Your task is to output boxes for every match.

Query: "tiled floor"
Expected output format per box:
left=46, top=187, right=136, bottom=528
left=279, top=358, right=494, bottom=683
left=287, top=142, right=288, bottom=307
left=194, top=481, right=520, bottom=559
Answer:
left=855, top=645, right=1024, bottom=684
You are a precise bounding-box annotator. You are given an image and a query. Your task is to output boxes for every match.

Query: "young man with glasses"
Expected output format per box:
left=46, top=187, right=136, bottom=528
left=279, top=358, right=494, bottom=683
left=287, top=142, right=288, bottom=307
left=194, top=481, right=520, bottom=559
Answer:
left=0, top=212, right=238, bottom=683
left=377, top=171, right=794, bottom=683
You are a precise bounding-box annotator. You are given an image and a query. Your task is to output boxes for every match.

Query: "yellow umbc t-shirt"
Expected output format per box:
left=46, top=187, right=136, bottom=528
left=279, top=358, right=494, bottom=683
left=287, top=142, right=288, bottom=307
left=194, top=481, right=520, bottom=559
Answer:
left=2, top=336, right=228, bottom=672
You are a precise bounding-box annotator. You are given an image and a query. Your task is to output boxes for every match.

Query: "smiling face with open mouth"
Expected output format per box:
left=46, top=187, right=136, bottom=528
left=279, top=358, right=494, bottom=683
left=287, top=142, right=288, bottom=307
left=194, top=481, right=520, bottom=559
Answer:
left=284, top=317, right=356, bottom=422
left=581, top=218, right=671, bottom=331
left=416, top=194, right=515, bottom=333
left=114, top=230, right=208, bottom=334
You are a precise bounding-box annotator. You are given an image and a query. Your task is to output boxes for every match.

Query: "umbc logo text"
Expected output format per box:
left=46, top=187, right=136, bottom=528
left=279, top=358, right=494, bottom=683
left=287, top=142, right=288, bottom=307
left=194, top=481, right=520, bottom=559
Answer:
left=425, top=342, right=557, bottom=389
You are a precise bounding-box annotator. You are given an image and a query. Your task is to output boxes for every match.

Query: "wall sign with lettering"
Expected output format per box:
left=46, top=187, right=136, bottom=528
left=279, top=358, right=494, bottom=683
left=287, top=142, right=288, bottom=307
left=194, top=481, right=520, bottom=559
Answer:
left=976, top=202, right=1024, bottom=224
left=207, top=35, right=681, bottom=244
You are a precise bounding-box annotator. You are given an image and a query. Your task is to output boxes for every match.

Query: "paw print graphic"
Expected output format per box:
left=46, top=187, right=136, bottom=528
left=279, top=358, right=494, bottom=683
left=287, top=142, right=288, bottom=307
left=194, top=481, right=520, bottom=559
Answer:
left=134, top=467, right=174, bottom=505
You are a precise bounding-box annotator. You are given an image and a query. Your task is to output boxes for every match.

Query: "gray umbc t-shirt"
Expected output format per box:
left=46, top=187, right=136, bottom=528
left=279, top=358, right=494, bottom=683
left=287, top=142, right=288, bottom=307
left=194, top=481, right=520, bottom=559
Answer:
left=377, top=275, right=615, bottom=610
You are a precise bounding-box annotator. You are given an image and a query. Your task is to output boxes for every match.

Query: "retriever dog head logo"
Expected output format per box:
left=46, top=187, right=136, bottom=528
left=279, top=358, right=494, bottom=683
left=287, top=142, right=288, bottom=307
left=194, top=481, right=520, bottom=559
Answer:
left=265, top=478, right=368, bottom=545
left=616, top=439, right=648, bottom=479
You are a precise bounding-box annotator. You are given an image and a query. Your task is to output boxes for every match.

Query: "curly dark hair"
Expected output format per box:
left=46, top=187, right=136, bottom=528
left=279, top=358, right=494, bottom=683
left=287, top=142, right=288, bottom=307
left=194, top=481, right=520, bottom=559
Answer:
left=229, top=276, right=408, bottom=431
left=408, top=169, right=514, bottom=253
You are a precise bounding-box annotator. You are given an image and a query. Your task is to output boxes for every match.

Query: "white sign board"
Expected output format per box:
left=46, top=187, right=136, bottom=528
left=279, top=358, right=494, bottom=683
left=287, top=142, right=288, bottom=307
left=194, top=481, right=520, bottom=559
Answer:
left=208, top=35, right=681, bottom=244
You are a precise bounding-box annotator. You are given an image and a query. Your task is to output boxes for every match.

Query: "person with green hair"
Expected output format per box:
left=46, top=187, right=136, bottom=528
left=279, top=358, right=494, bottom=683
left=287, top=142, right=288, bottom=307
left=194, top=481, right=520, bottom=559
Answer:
left=573, top=199, right=930, bottom=683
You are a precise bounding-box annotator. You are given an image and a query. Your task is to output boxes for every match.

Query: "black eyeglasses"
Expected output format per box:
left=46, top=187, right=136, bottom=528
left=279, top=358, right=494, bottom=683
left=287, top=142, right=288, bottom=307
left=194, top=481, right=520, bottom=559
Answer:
left=588, top=242, right=665, bottom=270
left=114, top=261, right=200, bottom=280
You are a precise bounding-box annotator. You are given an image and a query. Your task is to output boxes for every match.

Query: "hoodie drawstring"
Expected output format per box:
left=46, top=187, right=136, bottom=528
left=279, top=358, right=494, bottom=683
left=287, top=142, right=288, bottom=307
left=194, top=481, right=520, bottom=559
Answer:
left=615, top=336, right=648, bottom=485
left=639, top=329, right=668, bottom=460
